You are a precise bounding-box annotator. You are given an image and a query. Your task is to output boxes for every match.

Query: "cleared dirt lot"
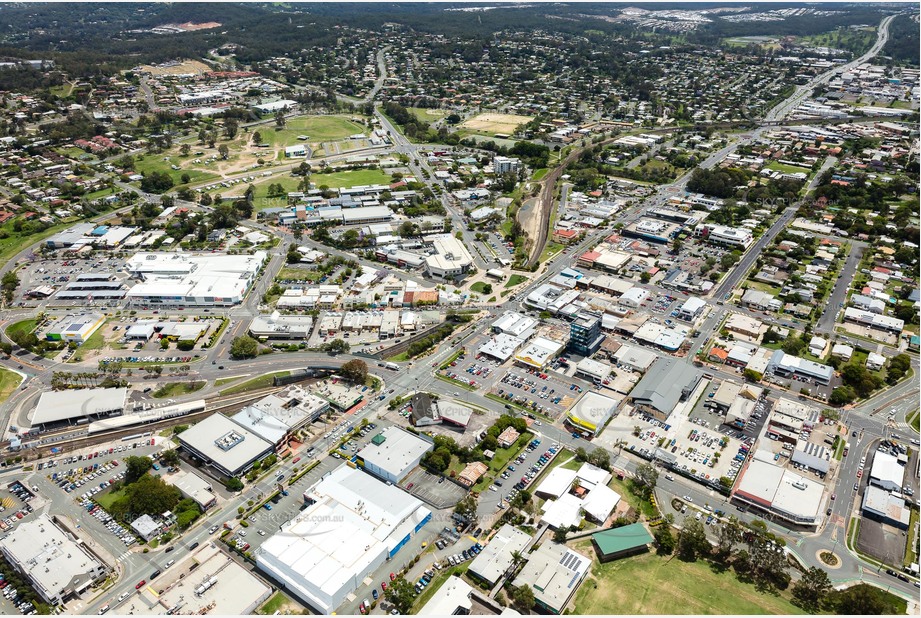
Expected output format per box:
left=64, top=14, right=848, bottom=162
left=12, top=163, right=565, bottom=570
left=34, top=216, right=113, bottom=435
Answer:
left=139, top=59, right=212, bottom=76
left=460, top=112, right=534, bottom=135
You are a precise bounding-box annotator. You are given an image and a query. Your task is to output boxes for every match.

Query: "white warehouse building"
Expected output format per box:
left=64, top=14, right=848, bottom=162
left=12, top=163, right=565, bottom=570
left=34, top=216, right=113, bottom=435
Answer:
left=256, top=465, right=432, bottom=614
left=355, top=426, right=433, bottom=483
left=125, top=251, right=268, bottom=307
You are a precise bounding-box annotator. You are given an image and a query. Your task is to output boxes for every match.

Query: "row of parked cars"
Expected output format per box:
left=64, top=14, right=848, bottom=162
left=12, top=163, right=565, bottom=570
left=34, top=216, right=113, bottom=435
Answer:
left=80, top=498, right=136, bottom=547
left=1, top=483, right=34, bottom=532
left=52, top=460, right=121, bottom=495
left=1, top=574, right=36, bottom=615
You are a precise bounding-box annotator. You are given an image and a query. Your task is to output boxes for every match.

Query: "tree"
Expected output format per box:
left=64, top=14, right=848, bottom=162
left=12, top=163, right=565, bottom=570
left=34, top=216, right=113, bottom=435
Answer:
left=175, top=506, right=201, bottom=529
left=714, top=517, right=742, bottom=560
left=225, top=477, right=244, bottom=491
left=827, top=584, right=901, bottom=615
left=677, top=517, right=709, bottom=561
left=1, top=271, right=19, bottom=304
left=253, top=131, right=262, bottom=144
left=633, top=463, right=658, bottom=498
left=179, top=144, right=191, bottom=156
left=224, top=118, right=239, bottom=140
left=792, top=567, right=832, bottom=612
left=640, top=271, right=652, bottom=283
left=140, top=171, right=174, bottom=194
left=653, top=524, right=676, bottom=555
left=112, top=474, right=181, bottom=519
left=553, top=526, right=570, bottom=543
left=125, top=455, right=153, bottom=484
left=218, top=144, right=229, bottom=160
left=161, top=449, right=180, bottom=467
left=339, top=359, right=368, bottom=385
left=454, top=496, right=477, bottom=519
left=322, top=338, right=349, bottom=354
left=511, top=585, right=535, bottom=611
left=274, top=110, right=286, bottom=129
left=229, top=335, right=259, bottom=359
left=385, top=577, right=415, bottom=614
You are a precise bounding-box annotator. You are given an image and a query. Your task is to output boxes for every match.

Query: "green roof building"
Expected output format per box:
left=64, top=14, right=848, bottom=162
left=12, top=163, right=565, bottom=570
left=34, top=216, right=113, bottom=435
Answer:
left=591, top=523, right=654, bottom=562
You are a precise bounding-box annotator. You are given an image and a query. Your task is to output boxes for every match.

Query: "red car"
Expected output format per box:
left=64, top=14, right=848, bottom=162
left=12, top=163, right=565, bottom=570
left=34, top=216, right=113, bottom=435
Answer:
left=135, top=580, right=146, bottom=590
left=856, top=470, right=863, bottom=478
left=381, top=582, right=388, bottom=591
left=292, top=457, right=301, bottom=464
left=390, top=572, right=396, bottom=581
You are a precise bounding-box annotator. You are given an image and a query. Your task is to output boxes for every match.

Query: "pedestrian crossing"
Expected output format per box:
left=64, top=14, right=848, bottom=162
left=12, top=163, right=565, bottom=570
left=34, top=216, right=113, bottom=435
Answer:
left=115, top=549, right=133, bottom=563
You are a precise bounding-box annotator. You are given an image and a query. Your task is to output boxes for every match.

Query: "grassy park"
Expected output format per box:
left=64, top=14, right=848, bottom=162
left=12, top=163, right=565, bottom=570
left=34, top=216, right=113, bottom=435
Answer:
left=219, top=371, right=290, bottom=396
left=0, top=368, right=22, bottom=404
left=265, top=115, right=368, bottom=146
left=152, top=381, right=206, bottom=399
left=571, top=548, right=802, bottom=615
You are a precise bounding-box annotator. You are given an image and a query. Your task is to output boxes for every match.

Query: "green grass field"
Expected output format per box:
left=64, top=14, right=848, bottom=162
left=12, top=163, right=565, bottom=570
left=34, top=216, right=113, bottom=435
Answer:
left=95, top=487, right=126, bottom=511
left=0, top=368, right=22, bottom=405
left=0, top=220, right=77, bottom=266
left=132, top=153, right=219, bottom=186
left=266, top=115, right=368, bottom=147
left=408, top=107, right=448, bottom=123
left=504, top=274, right=528, bottom=288
left=765, top=161, right=812, bottom=175
left=571, top=546, right=802, bottom=615
left=6, top=318, right=38, bottom=342
left=310, top=168, right=393, bottom=189
left=152, top=381, right=205, bottom=399
left=908, top=409, right=919, bottom=433
left=532, top=168, right=549, bottom=181
left=470, top=281, right=493, bottom=294
left=539, top=241, right=565, bottom=263
left=218, top=371, right=290, bottom=396
left=256, top=592, right=291, bottom=615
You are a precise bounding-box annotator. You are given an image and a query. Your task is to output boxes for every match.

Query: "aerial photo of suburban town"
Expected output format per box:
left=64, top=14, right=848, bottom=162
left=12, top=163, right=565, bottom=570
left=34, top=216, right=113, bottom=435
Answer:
left=0, top=1, right=916, bottom=615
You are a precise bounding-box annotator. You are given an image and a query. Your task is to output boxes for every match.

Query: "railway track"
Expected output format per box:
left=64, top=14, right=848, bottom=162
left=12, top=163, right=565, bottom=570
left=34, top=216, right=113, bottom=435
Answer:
left=2, top=387, right=280, bottom=458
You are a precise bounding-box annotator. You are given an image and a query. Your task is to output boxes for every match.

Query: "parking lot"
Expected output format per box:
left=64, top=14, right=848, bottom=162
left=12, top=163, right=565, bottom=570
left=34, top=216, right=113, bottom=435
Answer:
left=687, top=384, right=771, bottom=442
left=491, top=367, right=578, bottom=421
left=599, top=407, right=748, bottom=486
left=401, top=468, right=467, bottom=509
left=438, top=346, right=498, bottom=391
left=45, top=439, right=155, bottom=499
left=16, top=255, right=130, bottom=308
left=475, top=435, right=560, bottom=518
left=0, top=482, right=35, bottom=537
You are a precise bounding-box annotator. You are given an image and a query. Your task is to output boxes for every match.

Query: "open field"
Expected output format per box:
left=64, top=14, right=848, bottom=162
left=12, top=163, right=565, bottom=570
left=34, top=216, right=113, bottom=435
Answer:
left=0, top=368, right=22, bottom=405
left=152, top=381, right=205, bottom=399
left=6, top=318, right=38, bottom=342
left=265, top=115, right=368, bottom=147
left=132, top=151, right=221, bottom=186
left=310, top=168, right=394, bottom=189
left=765, top=161, right=812, bottom=175
left=206, top=167, right=395, bottom=211
left=139, top=59, right=211, bottom=76
left=219, top=371, right=290, bottom=396
left=571, top=545, right=802, bottom=615
left=95, top=487, right=127, bottom=511
left=504, top=274, right=528, bottom=288
left=459, top=112, right=533, bottom=136
left=409, top=107, right=448, bottom=122
left=539, top=241, right=565, bottom=263
left=0, top=220, right=77, bottom=266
